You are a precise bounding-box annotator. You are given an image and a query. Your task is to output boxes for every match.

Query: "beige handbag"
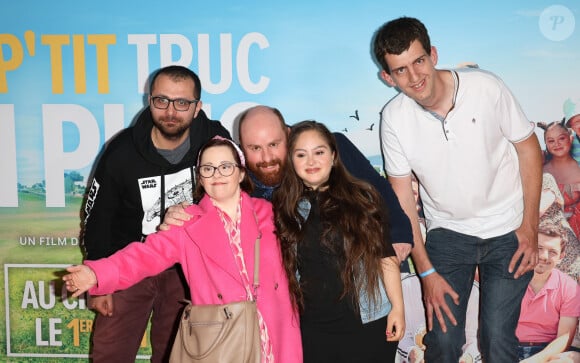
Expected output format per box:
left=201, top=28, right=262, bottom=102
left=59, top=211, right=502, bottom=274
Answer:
left=169, top=232, right=261, bottom=363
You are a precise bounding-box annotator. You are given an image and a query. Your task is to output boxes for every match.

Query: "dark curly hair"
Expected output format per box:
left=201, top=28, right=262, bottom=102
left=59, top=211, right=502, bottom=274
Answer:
left=273, top=120, right=391, bottom=312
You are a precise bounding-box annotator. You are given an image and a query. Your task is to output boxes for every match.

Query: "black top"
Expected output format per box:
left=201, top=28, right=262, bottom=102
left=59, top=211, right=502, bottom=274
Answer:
left=82, top=108, right=230, bottom=260
left=332, top=132, right=411, bottom=245
left=298, top=190, right=395, bottom=333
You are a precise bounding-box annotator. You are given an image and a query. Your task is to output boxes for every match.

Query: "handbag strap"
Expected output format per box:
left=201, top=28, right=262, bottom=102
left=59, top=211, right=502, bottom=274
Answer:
left=252, top=210, right=261, bottom=299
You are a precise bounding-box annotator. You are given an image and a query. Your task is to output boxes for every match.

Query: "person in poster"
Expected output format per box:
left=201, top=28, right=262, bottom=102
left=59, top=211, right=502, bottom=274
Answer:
left=538, top=172, right=580, bottom=282
left=539, top=120, right=580, bottom=240
left=516, top=223, right=580, bottom=360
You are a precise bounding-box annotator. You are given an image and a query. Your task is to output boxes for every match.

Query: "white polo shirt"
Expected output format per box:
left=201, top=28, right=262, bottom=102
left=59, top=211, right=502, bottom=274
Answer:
left=380, top=68, right=534, bottom=238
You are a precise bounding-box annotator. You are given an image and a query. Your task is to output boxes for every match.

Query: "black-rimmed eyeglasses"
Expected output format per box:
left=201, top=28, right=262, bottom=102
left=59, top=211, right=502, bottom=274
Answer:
left=198, top=162, right=239, bottom=178
left=151, top=96, right=199, bottom=112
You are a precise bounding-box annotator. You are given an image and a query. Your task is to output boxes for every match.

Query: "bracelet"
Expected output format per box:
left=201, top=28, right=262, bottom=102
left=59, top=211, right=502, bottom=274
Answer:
left=419, top=267, right=436, bottom=278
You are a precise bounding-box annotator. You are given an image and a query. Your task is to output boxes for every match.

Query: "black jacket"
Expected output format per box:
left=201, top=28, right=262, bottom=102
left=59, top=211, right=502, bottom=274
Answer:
left=82, top=108, right=230, bottom=259
left=332, top=133, right=412, bottom=245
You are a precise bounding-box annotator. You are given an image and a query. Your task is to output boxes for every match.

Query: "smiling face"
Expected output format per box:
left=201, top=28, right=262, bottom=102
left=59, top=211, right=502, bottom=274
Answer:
left=544, top=124, right=572, bottom=158
left=291, top=129, right=335, bottom=190
left=198, top=145, right=244, bottom=203
left=535, top=232, right=564, bottom=275
left=239, top=107, right=288, bottom=186
left=380, top=39, right=439, bottom=108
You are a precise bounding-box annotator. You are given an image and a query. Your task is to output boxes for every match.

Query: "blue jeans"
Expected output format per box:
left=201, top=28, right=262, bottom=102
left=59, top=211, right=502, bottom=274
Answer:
left=423, top=228, right=532, bottom=363
left=517, top=344, right=548, bottom=360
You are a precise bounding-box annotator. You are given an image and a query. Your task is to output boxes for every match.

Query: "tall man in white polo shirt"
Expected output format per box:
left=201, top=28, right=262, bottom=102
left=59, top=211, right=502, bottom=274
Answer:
left=373, top=17, right=543, bottom=363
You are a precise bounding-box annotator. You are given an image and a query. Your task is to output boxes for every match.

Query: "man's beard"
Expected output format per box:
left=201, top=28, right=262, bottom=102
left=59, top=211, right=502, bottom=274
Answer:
left=153, top=116, right=190, bottom=140
left=251, top=159, right=285, bottom=186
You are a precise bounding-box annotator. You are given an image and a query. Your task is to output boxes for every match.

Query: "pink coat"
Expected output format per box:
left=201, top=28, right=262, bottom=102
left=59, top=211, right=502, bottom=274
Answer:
left=86, top=192, right=302, bottom=363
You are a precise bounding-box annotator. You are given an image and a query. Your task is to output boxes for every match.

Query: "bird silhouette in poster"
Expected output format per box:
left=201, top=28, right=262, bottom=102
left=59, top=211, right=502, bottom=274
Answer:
left=366, top=123, right=375, bottom=131
left=349, top=110, right=359, bottom=121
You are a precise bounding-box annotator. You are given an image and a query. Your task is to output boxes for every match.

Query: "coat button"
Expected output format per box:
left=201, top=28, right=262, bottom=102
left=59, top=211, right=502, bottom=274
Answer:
left=217, top=293, right=223, bottom=300
left=274, top=283, right=278, bottom=290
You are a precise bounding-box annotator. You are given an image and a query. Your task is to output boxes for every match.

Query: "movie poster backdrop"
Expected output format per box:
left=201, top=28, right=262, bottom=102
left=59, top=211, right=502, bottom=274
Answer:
left=1, top=1, right=578, bottom=361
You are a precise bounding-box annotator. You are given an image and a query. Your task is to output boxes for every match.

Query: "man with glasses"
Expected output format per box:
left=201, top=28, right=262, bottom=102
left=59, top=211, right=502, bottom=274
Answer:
left=82, top=65, right=229, bottom=363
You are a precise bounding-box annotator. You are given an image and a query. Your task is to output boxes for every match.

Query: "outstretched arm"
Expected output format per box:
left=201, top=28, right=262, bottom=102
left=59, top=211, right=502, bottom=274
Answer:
left=63, top=265, right=98, bottom=298
left=389, top=175, right=459, bottom=332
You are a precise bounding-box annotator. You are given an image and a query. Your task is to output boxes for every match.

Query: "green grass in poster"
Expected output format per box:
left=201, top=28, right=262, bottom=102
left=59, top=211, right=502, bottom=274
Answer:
left=0, top=194, right=152, bottom=362
left=6, top=266, right=94, bottom=355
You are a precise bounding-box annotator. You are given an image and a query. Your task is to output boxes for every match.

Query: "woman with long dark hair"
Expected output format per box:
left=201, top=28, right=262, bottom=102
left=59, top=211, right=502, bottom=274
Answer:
left=273, top=120, right=404, bottom=362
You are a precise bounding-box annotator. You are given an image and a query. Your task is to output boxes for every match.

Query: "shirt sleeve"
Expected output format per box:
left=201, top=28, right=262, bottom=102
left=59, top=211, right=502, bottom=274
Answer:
left=380, top=108, right=412, bottom=177
left=82, top=152, right=122, bottom=260
left=494, top=74, right=535, bottom=143
left=560, top=272, right=580, bottom=317
left=87, top=229, right=182, bottom=295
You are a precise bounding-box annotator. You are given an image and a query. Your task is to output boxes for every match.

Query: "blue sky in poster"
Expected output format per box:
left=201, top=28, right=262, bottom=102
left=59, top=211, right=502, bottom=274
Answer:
left=1, top=0, right=579, bottom=186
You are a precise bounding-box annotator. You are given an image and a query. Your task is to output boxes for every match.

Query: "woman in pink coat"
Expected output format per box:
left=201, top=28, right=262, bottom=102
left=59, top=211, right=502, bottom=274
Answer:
left=64, top=136, right=302, bottom=363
